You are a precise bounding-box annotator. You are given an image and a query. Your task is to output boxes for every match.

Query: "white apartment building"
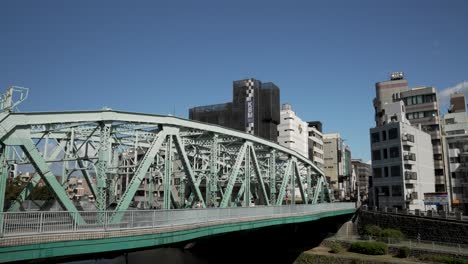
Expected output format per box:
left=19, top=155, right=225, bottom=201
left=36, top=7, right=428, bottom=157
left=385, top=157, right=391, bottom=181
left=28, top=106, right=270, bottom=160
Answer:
left=370, top=101, right=435, bottom=210
left=442, top=94, right=468, bottom=212
left=307, top=123, right=324, bottom=170
left=278, top=104, right=308, bottom=157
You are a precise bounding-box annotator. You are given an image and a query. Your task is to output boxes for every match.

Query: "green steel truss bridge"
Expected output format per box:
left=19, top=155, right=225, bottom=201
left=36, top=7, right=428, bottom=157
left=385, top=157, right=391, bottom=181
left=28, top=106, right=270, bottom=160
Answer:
left=0, top=87, right=355, bottom=262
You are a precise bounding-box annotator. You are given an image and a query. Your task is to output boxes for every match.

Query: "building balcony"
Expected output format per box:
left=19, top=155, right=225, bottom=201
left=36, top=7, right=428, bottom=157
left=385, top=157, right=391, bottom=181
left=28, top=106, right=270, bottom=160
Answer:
left=405, top=192, right=418, bottom=201
left=405, top=171, right=417, bottom=181
left=434, top=160, right=444, bottom=168
left=433, top=145, right=442, bottom=153
left=402, top=134, right=415, bottom=145
left=427, top=130, right=442, bottom=139
left=313, top=146, right=324, bottom=154
left=404, top=153, right=416, bottom=164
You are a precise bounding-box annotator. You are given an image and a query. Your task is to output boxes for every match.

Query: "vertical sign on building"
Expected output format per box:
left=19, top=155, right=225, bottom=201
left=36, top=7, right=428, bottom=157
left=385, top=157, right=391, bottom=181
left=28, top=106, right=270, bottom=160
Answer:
left=245, top=79, right=255, bottom=134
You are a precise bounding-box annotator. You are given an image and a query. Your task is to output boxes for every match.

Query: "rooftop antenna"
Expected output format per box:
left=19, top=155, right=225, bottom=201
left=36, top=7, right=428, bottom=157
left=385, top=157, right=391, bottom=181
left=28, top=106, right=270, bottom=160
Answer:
left=0, top=86, right=29, bottom=112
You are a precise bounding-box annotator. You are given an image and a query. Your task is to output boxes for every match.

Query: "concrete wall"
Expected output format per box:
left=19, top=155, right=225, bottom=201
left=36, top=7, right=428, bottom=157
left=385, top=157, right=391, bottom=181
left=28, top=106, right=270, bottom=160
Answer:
left=357, top=210, right=468, bottom=244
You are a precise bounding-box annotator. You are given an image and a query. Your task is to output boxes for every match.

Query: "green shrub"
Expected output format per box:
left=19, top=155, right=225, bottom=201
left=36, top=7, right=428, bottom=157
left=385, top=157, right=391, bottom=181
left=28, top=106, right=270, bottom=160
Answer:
left=363, top=224, right=382, bottom=237
left=397, top=246, right=410, bottom=258
left=419, top=255, right=468, bottom=264
left=349, top=241, right=388, bottom=255
left=329, top=242, right=344, bottom=253
left=379, top=228, right=404, bottom=243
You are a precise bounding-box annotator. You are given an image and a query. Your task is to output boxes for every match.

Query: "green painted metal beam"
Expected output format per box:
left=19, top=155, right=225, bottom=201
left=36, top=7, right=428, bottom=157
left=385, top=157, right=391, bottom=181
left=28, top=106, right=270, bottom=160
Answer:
left=173, top=133, right=206, bottom=208
left=219, top=143, right=247, bottom=208
left=15, top=138, right=84, bottom=224
left=207, top=134, right=218, bottom=207
left=312, top=176, right=323, bottom=204
left=234, top=179, right=245, bottom=206
left=249, top=144, right=269, bottom=206
left=0, top=145, right=9, bottom=236
left=244, top=143, right=251, bottom=207
left=306, top=171, right=312, bottom=204
left=269, top=150, right=276, bottom=205
left=1, top=111, right=325, bottom=177
left=163, top=135, right=172, bottom=209
left=291, top=159, right=296, bottom=205
left=96, top=123, right=111, bottom=217
left=110, top=129, right=168, bottom=223
left=8, top=140, right=68, bottom=212
left=7, top=174, right=40, bottom=212
left=276, top=159, right=292, bottom=206
left=294, top=162, right=306, bottom=205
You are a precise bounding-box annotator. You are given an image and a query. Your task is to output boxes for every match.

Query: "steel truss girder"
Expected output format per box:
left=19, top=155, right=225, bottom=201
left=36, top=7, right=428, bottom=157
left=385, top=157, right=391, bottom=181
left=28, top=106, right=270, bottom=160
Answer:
left=0, top=110, right=333, bottom=223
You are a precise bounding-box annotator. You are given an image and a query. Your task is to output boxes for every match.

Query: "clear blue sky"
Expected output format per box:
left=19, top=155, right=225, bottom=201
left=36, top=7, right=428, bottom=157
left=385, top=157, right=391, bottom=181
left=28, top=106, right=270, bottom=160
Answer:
left=1, top=1, right=467, bottom=161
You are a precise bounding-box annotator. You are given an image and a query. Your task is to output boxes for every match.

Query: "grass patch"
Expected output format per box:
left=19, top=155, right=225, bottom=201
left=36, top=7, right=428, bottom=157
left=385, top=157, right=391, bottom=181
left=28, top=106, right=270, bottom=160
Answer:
left=329, top=242, right=344, bottom=253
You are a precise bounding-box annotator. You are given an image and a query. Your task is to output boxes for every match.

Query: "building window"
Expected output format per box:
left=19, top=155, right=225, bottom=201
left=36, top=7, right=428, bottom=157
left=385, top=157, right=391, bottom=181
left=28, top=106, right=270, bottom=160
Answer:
left=389, top=128, right=398, bottom=140
left=391, top=166, right=401, bottom=177
left=384, top=167, right=389, bottom=177
left=377, top=186, right=390, bottom=196
left=373, top=168, right=382, bottom=178
left=371, top=132, right=380, bottom=143
left=450, top=157, right=460, bottom=163
left=372, top=150, right=381, bottom=161
left=392, top=185, right=402, bottom=196
left=434, top=154, right=443, bottom=160
left=445, top=118, right=455, bottom=125
left=389, top=147, right=399, bottom=158
left=382, top=131, right=387, bottom=141
left=453, top=187, right=463, bottom=194
left=383, top=148, right=388, bottom=159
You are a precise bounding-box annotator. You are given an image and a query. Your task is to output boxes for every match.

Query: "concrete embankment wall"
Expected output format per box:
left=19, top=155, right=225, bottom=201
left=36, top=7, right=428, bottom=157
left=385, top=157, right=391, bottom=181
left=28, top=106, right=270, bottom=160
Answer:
left=357, top=210, right=468, bottom=244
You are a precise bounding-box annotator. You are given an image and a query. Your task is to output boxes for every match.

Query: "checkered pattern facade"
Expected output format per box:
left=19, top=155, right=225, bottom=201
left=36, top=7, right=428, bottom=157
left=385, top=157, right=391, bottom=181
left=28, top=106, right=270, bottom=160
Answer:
left=245, top=79, right=255, bottom=134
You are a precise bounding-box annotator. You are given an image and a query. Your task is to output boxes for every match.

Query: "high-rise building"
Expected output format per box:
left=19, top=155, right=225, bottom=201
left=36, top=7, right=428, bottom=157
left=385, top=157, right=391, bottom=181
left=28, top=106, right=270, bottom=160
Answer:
left=442, top=93, right=468, bottom=212
left=307, top=121, right=324, bottom=170
left=323, top=133, right=352, bottom=200
left=189, top=78, right=280, bottom=141
left=351, top=159, right=372, bottom=202
left=449, top=93, right=467, bottom=113
left=400, top=87, right=446, bottom=192
left=370, top=99, right=435, bottom=210
left=277, top=104, right=308, bottom=157
left=375, top=73, right=447, bottom=192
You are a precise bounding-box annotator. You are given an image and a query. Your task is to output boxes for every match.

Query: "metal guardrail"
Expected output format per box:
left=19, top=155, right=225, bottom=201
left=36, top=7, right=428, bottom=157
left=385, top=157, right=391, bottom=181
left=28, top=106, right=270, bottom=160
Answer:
left=0, top=203, right=355, bottom=237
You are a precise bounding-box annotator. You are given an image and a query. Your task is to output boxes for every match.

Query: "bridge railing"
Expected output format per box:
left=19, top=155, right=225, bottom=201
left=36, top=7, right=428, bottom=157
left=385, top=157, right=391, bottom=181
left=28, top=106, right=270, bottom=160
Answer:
left=0, top=203, right=355, bottom=237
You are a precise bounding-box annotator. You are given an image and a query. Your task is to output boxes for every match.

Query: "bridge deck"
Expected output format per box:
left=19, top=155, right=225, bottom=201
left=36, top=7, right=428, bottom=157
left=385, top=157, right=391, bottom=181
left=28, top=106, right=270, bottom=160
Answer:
left=0, top=203, right=355, bottom=263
